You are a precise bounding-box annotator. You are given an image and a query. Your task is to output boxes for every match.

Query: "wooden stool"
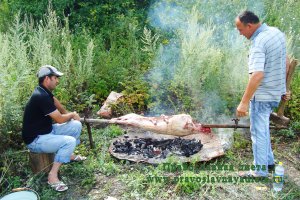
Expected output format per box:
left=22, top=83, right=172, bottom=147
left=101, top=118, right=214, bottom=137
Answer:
left=29, top=152, right=54, bottom=174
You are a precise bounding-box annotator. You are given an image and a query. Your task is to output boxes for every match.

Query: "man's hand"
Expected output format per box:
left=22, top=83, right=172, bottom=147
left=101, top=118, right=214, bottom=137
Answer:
left=282, top=90, right=291, bottom=101
left=72, top=111, right=81, bottom=121
left=236, top=72, right=263, bottom=118
left=236, top=102, right=249, bottom=117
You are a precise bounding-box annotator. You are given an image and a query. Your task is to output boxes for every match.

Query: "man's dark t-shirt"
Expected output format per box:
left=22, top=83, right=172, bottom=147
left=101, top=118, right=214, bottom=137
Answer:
left=22, top=85, right=57, bottom=144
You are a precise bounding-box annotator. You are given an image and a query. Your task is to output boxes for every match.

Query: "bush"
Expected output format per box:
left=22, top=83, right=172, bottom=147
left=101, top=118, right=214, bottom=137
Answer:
left=146, top=3, right=248, bottom=122
left=146, top=0, right=300, bottom=124
left=0, top=8, right=150, bottom=151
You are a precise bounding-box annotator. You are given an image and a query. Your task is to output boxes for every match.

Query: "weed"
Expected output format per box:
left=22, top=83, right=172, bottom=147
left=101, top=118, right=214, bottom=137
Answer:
left=174, top=171, right=202, bottom=194
left=1, top=0, right=300, bottom=199
left=273, top=121, right=300, bottom=139
left=102, top=125, right=124, bottom=138
left=233, top=132, right=251, bottom=149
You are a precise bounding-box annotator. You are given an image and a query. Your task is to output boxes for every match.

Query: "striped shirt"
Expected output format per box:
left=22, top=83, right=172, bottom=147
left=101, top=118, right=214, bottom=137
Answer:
left=249, top=23, right=286, bottom=102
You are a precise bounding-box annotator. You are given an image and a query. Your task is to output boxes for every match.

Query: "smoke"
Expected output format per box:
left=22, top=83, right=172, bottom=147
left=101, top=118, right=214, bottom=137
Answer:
left=148, top=1, right=187, bottom=32
left=146, top=0, right=265, bottom=125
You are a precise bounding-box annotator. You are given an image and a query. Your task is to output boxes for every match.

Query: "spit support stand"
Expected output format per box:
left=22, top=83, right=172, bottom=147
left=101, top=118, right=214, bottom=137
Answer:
left=232, top=118, right=240, bottom=131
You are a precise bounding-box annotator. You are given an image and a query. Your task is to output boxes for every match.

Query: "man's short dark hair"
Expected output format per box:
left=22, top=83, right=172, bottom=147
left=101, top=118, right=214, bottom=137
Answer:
left=238, top=11, right=260, bottom=24
left=38, top=74, right=55, bottom=85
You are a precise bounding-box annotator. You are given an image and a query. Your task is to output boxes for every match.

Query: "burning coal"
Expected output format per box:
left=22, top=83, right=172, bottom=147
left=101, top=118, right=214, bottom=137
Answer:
left=112, top=135, right=203, bottom=159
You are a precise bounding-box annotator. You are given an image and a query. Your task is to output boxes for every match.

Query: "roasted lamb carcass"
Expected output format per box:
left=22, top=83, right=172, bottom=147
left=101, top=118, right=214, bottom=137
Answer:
left=109, top=113, right=203, bottom=136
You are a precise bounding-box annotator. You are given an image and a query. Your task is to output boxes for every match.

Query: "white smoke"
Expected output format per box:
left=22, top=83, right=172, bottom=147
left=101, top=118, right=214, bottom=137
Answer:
left=146, top=0, right=265, bottom=125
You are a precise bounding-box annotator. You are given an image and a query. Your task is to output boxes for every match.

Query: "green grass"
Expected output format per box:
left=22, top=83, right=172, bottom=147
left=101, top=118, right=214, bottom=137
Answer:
left=1, top=0, right=300, bottom=199
left=1, top=126, right=299, bottom=200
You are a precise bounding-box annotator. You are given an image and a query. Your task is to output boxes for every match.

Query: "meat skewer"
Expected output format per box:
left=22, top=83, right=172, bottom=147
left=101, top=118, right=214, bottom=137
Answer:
left=80, top=113, right=286, bottom=137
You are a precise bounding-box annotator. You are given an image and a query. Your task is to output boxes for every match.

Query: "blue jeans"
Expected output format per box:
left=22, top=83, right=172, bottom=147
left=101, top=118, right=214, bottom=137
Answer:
left=250, top=98, right=279, bottom=176
left=27, top=120, right=82, bottom=163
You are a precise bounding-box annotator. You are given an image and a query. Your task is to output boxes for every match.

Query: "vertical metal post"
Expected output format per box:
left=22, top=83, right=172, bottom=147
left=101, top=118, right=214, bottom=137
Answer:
left=84, top=117, right=95, bottom=149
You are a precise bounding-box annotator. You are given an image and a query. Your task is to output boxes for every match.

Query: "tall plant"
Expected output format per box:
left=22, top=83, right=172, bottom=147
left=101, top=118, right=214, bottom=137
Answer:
left=0, top=9, right=96, bottom=149
left=146, top=4, right=248, bottom=122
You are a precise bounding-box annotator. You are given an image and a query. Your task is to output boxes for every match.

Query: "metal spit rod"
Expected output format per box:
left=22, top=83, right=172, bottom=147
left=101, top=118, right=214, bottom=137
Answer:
left=201, top=118, right=287, bottom=130
left=80, top=118, right=287, bottom=130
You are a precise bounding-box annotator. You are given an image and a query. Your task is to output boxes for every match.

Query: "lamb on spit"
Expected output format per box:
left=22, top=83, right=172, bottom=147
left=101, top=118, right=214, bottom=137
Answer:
left=109, top=113, right=205, bottom=136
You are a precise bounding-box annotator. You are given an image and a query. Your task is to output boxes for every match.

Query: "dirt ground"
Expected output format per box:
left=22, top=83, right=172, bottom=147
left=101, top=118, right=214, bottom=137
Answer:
left=88, top=133, right=300, bottom=200
left=275, top=142, right=300, bottom=187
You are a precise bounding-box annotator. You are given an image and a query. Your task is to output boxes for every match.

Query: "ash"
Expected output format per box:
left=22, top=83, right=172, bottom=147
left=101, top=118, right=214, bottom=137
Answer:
left=112, top=136, right=203, bottom=159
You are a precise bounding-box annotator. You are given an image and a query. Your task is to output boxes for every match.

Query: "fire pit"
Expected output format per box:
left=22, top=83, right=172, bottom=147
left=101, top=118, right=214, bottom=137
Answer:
left=109, top=127, right=224, bottom=164
left=112, top=136, right=203, bottom=158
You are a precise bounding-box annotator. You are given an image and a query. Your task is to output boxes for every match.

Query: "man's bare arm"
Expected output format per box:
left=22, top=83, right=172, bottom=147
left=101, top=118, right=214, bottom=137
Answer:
left=49, top=110, right=80, bottom=123
left=54, top=97, right=68, bottom=114
left=53, top=97, right=80, bottom=121
left=236, top=71, right=264, bottom=117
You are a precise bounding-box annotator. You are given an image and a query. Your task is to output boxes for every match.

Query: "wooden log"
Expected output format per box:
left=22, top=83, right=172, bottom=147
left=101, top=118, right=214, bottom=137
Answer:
left=29, top=152, right=54, bottom=174
left=270, top=59, right=298, bottom=126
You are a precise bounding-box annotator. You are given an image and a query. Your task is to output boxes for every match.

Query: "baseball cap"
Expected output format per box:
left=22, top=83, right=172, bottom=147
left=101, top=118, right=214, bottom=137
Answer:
left=37, top=65, right=64, bottom=78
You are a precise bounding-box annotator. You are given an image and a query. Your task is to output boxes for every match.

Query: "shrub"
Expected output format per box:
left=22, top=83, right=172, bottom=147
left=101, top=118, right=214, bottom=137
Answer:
left=146, top=4, right=248, bottom=122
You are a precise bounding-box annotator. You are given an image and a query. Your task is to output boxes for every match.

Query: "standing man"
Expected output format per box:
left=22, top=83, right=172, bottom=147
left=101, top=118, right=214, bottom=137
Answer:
left=235, top=11, right=288, bottom=177
left=22, top=65, right=86, bottom=192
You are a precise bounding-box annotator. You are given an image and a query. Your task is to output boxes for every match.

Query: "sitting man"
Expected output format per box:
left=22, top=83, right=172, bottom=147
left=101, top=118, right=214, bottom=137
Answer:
left=22, top=65, right=86, bottom=192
